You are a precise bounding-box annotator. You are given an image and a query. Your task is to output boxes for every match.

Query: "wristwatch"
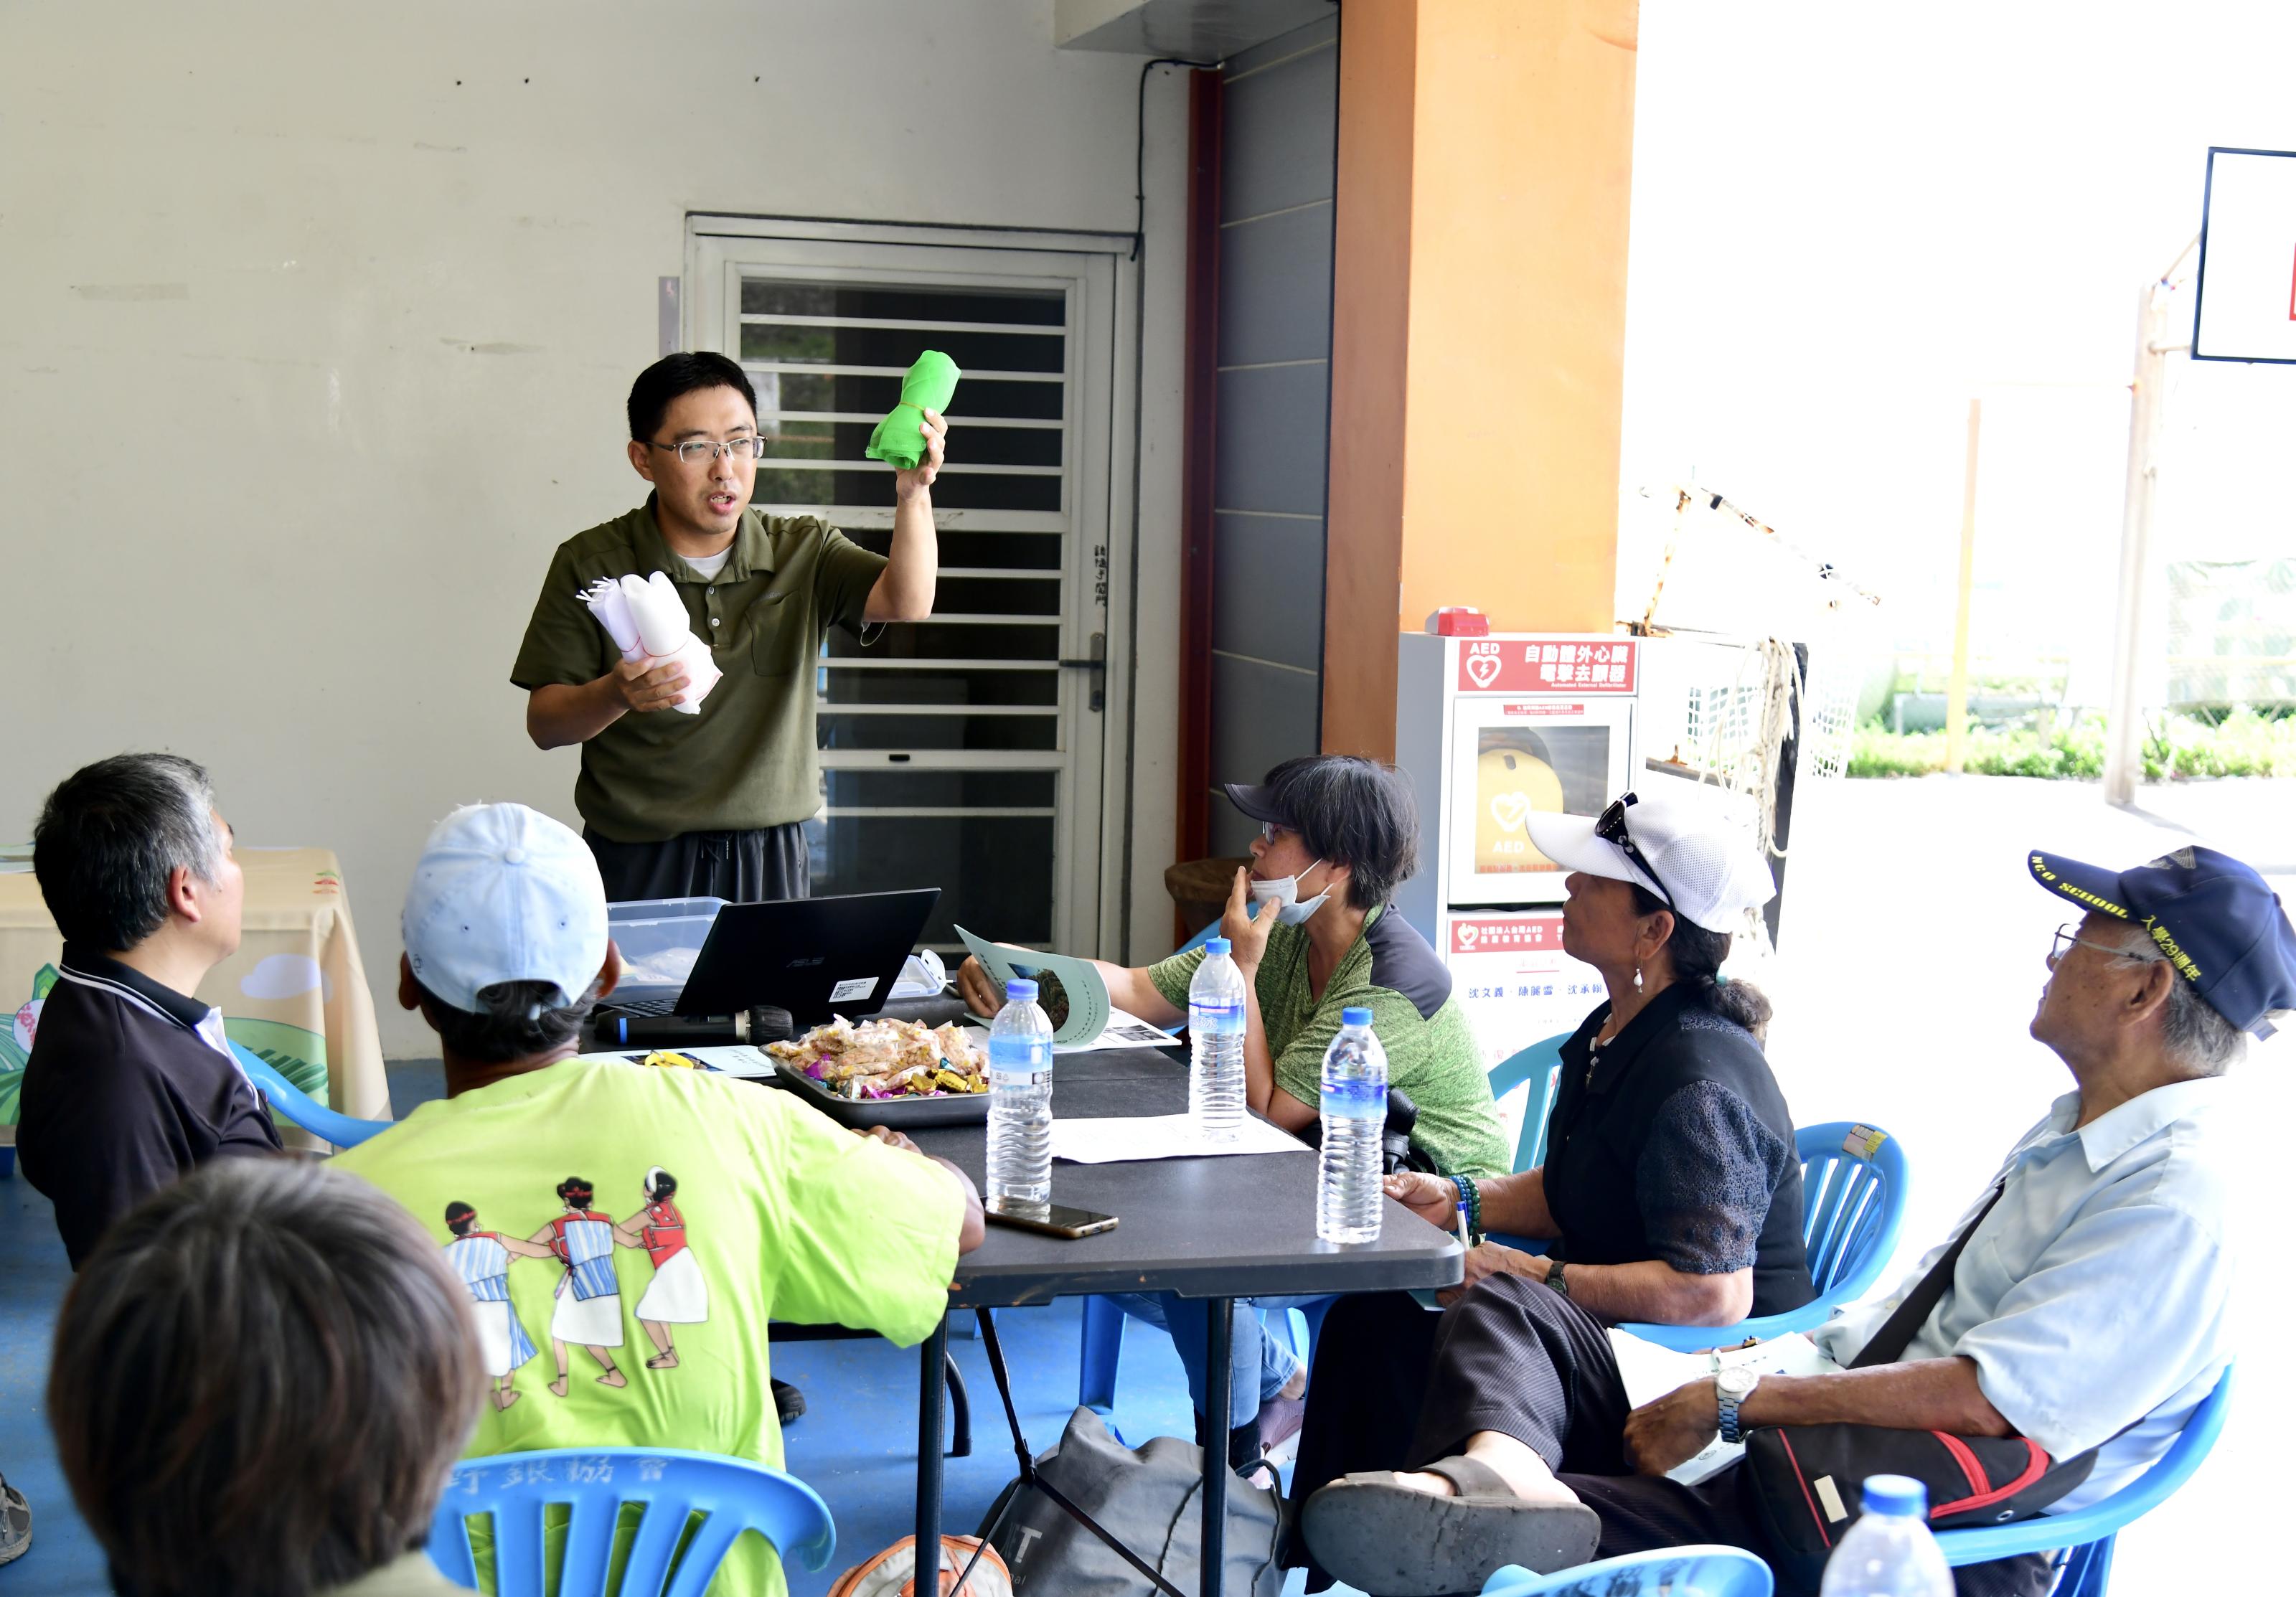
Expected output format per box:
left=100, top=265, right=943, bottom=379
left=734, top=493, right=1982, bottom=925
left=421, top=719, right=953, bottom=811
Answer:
left=1545, top=1259, right=1568, bottom=1299
left=1716, top=1366, right=1761, bottom=1444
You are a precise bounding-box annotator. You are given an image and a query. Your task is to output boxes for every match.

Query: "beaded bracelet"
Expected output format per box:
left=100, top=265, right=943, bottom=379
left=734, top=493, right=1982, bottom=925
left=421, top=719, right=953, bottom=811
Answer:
left=1452, top=1172, right=1485, bottom=1245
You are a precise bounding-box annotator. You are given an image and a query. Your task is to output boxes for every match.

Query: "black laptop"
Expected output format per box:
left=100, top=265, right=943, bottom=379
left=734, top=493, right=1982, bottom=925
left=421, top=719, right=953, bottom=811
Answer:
left=595, top=888, right=939, bottom=1027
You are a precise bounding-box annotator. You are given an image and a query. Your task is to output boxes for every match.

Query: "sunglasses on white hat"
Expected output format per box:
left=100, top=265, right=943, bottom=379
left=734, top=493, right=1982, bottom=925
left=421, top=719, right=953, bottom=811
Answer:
left=1525, top=787, right=1776, bottom=935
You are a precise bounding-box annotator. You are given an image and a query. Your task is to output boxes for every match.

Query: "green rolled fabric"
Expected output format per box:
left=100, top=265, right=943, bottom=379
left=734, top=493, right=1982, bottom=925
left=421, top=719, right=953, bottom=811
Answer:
left=864, top=349, right=961, bottom=471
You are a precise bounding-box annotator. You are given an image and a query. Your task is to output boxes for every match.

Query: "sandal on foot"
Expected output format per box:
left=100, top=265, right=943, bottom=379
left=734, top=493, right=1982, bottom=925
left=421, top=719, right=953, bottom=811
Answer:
left=1301, top=1454, right=1600, bottom=1597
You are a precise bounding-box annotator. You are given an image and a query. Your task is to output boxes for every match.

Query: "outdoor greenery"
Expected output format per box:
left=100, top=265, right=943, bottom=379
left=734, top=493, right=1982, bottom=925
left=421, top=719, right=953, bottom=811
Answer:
left=1848, top=710, right=2296, bottom=781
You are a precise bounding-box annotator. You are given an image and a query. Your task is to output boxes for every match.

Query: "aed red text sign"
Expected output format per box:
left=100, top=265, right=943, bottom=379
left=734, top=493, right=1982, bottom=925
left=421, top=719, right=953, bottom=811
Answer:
left=1458, top=640, right=1637, bottom=694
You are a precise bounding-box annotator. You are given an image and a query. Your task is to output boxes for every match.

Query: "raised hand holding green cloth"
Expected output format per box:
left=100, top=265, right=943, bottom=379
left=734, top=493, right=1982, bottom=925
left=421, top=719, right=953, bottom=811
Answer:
left=864, top=349, right=961, bottom=471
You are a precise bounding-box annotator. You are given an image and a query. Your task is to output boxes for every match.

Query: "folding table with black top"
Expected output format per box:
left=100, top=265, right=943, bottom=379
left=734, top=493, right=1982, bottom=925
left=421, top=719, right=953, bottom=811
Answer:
left=905, top=1042, right=1465, bottom=1597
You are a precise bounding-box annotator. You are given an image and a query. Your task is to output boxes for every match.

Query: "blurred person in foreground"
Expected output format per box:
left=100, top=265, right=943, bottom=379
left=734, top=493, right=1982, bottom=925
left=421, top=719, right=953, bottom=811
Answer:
left=49, top=1156, right=479, bottom=1597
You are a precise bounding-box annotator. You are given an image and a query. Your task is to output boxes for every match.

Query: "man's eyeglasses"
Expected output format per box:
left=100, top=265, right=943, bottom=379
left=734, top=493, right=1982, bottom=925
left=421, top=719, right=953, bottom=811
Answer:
left=646, top=435, right=768, bottom=466
left=2048, top=923, right=2160, bottom=967
left=1258, top=820, right=1294, bottom=844
left=1593, top=793, right=1676, bottom=910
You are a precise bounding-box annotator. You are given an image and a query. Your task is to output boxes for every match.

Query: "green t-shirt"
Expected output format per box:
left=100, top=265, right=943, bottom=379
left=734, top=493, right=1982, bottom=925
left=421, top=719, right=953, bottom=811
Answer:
left=510, top=501, right=888, bottom=841
left=333, top=1057, right=961, bottom=1597
left=1147, top=906, right=1510, bottom=1179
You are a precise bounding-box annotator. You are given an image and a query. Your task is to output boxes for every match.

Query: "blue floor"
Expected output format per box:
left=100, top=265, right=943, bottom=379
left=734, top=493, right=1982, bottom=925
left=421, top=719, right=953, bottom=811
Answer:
left=0, top=1161, right=106, bottom=1596
left=776, top=1302, right=1215, bottom=1596
left=0, top=1065, right=1337, bottom=1595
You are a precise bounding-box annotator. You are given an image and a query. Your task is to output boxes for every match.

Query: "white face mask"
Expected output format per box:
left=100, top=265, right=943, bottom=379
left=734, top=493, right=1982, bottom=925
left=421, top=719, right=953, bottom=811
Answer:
left=1250, top=859, right=1334, bottom=925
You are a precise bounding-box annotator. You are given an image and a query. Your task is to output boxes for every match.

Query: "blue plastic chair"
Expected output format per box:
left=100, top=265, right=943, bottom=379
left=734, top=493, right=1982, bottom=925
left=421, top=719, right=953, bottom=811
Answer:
left=428, top=1446, right=836, bottom=1596
left=1932, top=1364, right=2232, bottom=1597
left=1078, top=1032, right=1570, bottom=1416
left=228, top=1041, right=392, bottom=1150
left=1472, top=1367, right=2232, bottom=1597
left=1480, top=1545, right=1772, bottom=1596
left=1175, top=917, right=1222, bottom=956
left=1615, top=1120, right=1909, bottom=1353
left=1487, top=1033, right=1570, bottom=1173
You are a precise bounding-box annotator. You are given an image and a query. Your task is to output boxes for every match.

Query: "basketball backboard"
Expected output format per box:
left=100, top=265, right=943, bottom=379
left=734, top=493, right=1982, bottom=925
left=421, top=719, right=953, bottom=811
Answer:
left=2193, top=146, right=2296, bottom=364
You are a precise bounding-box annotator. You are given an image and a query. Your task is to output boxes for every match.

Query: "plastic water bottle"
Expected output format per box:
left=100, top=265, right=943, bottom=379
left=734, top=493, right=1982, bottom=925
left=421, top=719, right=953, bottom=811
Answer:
left=986, top=979, right=1055, bottom=1217
left=1187, top=937, right=1248, bottom=1140
left=1316, top=1007, right=1387, bottom=1243
left=1818, top=1475, right=1952, bottom=1597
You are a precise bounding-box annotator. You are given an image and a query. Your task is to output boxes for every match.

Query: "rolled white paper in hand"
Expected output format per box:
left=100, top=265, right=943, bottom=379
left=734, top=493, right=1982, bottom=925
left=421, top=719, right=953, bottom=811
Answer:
left=582, top=578, right=646, bottom=662
left=578, top=572, right=725, bottom=714
left=628, top=573, right=691, bottom=656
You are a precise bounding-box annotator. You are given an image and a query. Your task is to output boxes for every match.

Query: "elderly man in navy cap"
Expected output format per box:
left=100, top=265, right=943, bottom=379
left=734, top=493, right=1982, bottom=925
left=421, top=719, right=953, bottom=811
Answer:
left=1304, top=844, right=2290, bottom=1597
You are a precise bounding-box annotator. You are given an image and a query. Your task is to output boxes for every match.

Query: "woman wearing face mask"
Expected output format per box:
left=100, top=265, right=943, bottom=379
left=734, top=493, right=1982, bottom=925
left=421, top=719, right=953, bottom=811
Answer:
left=959, top=755, right=1511, bottom=1464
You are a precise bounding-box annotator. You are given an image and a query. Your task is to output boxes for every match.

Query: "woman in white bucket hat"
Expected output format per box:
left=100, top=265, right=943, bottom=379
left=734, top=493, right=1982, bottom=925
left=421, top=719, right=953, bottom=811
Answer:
left=1297, top=783, right=1820, bottom=1595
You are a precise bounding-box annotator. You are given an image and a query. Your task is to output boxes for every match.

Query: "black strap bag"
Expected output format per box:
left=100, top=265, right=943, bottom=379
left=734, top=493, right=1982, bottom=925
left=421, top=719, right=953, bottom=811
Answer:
left=956, top=1307, right=1284, bottom=1597
left=1736, top=1187, right=2102, bottom=1588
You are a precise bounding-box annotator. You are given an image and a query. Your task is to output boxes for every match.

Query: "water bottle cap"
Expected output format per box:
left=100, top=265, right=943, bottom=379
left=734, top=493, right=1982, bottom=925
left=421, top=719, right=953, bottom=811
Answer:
left=1860, top=1474, right=1927, bottom=1518
left=1005, top=979, right=1038, bottom=1002
left=1341, top=1007, right=1374, bottom=1027
left=1205, top=937, right=1232, bottom=956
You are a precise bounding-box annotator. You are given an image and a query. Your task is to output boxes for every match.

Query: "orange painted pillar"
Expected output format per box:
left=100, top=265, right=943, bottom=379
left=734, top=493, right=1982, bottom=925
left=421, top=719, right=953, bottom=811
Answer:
left=1323, top=0, right=1641, bottom=759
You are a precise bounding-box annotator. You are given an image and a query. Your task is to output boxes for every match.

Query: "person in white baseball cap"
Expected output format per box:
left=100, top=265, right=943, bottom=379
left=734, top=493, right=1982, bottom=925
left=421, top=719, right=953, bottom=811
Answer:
left=397, top=802, right=621, bottom=1071
left=1298, top=786, right=1813, bottom=1594
left=336, top=803, right=983, bottom=1578
left=1526, top=783, right=1779, bottom=940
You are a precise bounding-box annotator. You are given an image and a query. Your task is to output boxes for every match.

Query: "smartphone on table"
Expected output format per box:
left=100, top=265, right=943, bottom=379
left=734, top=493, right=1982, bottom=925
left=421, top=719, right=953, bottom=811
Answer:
left=984, top=1200, right=1119, bottom=1239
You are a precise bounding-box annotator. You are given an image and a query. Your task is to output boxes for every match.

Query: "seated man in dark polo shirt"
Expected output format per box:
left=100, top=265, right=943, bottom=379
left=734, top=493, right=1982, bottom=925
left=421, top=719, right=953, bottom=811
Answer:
left=18, top=753, right=280, bottom=1268
left=514, top=351, right=948, bottom=905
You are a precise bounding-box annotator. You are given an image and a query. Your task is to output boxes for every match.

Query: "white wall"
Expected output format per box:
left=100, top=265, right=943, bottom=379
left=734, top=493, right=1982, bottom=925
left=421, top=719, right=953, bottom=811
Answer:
left=0, top=0, right=1186, bottom=1055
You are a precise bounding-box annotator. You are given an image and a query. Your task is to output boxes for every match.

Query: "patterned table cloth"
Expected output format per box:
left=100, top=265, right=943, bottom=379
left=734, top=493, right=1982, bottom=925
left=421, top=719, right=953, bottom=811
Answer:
left=1, top=847, right=390, bottom=1159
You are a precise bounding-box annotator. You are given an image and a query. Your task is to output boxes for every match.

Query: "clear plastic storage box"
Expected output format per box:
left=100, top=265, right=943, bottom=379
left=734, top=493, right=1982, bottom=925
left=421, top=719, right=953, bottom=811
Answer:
left=606, top=897, right=726, bottom=992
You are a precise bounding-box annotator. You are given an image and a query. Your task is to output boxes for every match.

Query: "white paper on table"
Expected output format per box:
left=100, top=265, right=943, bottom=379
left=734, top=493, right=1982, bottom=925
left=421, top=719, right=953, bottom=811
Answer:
left=954, top=925, right=1114, bottom=1045
left=959, top=1008, right=1181, bottom=1056
left=1603, top=1329, right=1843, bottom=1485
left=1059, top=1009, right=1181, bottom=1053
left=1050, top=1113, right=1309, bottom=1164
left=597, top=1044, right=778, bottom=1078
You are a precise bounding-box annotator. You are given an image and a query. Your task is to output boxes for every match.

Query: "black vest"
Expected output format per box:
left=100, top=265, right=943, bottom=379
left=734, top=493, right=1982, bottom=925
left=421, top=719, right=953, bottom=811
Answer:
left=1543, top=981, right=1815, bottom=1316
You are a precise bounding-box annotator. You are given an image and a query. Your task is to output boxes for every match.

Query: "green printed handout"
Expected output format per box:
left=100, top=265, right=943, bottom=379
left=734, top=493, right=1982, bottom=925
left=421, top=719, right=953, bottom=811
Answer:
left=956, top=925, right=1111, bottom=1046
left=862, top=350, right=961, bottom=471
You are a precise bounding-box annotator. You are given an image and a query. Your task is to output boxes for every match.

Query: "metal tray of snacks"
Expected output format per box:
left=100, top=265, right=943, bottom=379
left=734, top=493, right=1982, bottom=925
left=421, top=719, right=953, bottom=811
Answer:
left=763, top=1015, right=992, bottom=1129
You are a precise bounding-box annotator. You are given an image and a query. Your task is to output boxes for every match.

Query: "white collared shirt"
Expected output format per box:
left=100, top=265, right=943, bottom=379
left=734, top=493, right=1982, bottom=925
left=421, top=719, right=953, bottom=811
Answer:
left=1813, top=1077, right=2231, bottom=1514
left=194, top=1004, right=264, bottom=1108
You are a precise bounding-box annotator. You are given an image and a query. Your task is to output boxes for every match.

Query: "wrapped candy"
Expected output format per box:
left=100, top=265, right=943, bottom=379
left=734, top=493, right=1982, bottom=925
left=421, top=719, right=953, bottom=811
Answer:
left=765, top=1016, right=989, bottom=1097
left=579, top=572, right=723, bottom=714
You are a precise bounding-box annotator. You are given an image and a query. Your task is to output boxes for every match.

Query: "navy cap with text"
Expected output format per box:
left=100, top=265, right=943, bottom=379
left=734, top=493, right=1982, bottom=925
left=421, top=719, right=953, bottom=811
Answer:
left=2029, top=844, right=2296, bottom=1039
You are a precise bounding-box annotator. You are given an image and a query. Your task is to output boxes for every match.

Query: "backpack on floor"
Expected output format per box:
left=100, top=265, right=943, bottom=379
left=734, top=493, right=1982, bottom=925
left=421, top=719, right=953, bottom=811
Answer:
left=982, top=1405, right=1283, bottom=1597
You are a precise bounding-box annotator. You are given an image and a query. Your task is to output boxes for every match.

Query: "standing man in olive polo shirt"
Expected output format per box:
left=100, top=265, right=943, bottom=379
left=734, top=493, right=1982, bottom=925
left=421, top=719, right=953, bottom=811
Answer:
left=514, top=352, right=946, bottom=903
